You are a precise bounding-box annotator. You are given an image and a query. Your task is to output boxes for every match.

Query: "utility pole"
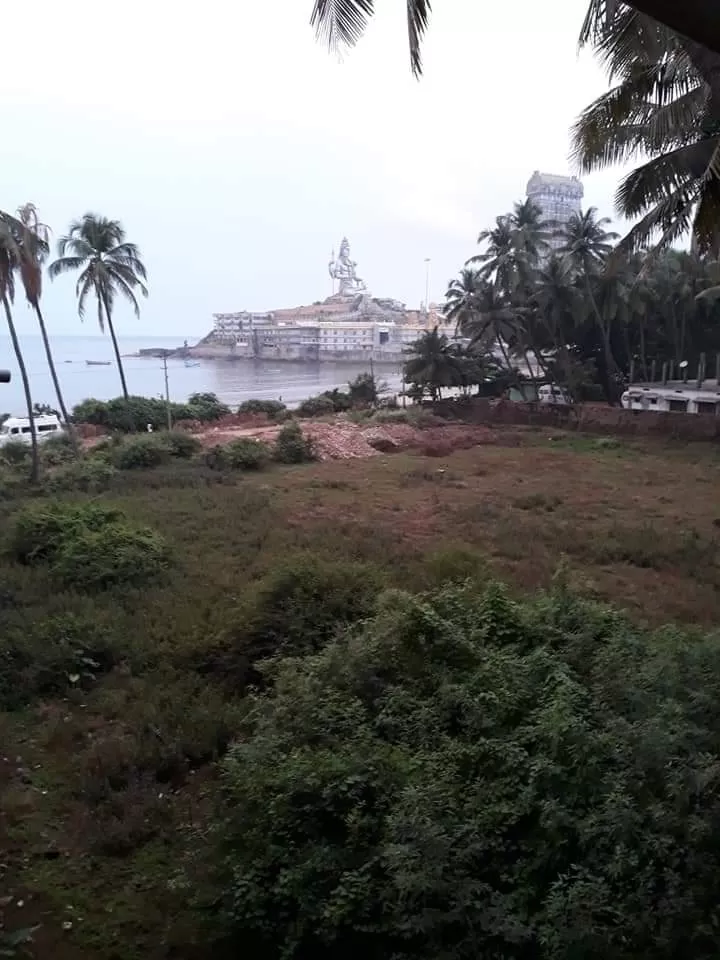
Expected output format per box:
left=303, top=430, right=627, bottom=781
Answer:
left=162, top=353, right=172, bottom=430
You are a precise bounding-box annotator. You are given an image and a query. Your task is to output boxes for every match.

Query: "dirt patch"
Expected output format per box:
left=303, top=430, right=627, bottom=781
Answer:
left=186, top=420, right=502, bottom=461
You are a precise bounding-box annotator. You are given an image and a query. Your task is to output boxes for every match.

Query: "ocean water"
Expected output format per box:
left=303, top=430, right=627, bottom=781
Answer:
left=0, top=335, right=404, bottom=416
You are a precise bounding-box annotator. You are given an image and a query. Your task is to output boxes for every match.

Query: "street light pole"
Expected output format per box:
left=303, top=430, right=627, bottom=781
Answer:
left=424, top=258, right=431, bottom=316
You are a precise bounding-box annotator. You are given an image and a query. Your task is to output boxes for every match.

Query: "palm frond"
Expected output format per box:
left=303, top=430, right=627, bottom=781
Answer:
left=615, top=140, right=715, bottom=216
left=618, top=180, right=701, bottom=252
left=106, top=268, right=142, bottom=316
left=311, top=0, right=374, bottom=58
left=48, top=255, right=88, bottom=280
left=76, top=271, right=95, bottom=323
left=405, top=0, right=430, bottom=78
left=572, top=84, right=705, bottom=172
left=311, top=0, right=429, bottom=76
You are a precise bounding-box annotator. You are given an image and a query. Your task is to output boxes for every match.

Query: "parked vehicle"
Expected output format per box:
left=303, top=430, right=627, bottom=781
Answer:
left=0, top=414, right=65, bottom=445
left=537, top=384, right=573, bottom=406
left=621, top=383, right=720, bottom=414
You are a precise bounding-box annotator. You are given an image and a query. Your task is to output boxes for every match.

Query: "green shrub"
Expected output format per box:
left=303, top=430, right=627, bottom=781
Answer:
left=8, top=501, right=125, bottom=565
left=347, top=371, right=379, bottom=405
left=7, top=500, right=169, bottom=589
left=112, top=434, right=172, bottom=470
left=370, top=408, right=412, bottom=425
left=237, top=399, right=288, bottom=420
left=186, top=392, right=231, bottom=422
left=204, top=438, right=271, bottom=471
left=320, top=388, right=353, bottom=412
left=163, top=431, right=202, bottom=458
left=273, top=421, right=315, bottom=464
left=217, top=581, right=720, bottom=960
left=73, top=393, right=231, bottom=433
left=0, top=467, right=25, bottom=500
left=208, top=557, right=381, bottom=687
left=0, top=612, right=120, bottom=710
left=297, top=394, right=335, bottom=418
left=53, top=522, right=169, bottom=590
left=227, top=438, right=271, bottom=470
left=44, top=458, right=118, bottom=493
left=39, top=431, right=76, bottom=466
left=0, top=439, right=31, bottom=466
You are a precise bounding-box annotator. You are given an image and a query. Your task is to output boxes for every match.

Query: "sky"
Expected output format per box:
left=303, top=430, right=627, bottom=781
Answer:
left=1, top=0, right=625, bottom=338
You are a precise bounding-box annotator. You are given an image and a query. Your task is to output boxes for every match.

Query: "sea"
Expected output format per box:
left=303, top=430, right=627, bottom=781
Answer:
left=0, top=335, right=404, bottom=416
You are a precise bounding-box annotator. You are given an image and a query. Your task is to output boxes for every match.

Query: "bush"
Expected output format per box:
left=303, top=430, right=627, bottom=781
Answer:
left=73, top=393, right=231, bottom=433
left=186, top=392, right=231, bottom=422
left=237, top=399, right=288, bottom=420
left=7, top=500, right=169, bottom=589
left=320, top=388, right=353, bottom=412
left=347, top=371, right=379, bottom=406
left=44, top=458, right=118, bottom=493
left=8, top=501, right=125, bottom=565
left=112, top=435, right=172, bottom=470
left=39, top=432, right=76, bottom=466
left=199, top=557, right=383, bottom=688
left=163, top=431, right=202, bottom=459
left=0, top=439, right=31, bottom=466
left=204, top=438, right=271, bottom=471
left=0, top=612, right=120, bottom=710
left=217, top=581, right=720, bottom=960
left=296, top=394, right=336, bottom=418
left=53, top=522, right=170, bottom=590
left=273, top=421, right=315, bottom=464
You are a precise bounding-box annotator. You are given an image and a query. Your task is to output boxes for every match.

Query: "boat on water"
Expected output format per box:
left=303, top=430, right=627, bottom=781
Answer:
left=86, top=360, right=112, bottom=366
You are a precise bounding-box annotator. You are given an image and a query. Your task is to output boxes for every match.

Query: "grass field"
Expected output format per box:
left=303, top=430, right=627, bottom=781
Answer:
left=2, top=426, right=720, bottom=958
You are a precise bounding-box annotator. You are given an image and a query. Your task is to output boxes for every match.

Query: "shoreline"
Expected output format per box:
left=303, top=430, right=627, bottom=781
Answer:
left=135, top=346, right=405, bottom=366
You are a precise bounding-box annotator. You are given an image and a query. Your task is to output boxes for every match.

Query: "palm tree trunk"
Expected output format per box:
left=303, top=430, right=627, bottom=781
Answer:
left=3, top=296, right=39, bottom=483
left=497, top=335, right=528, bottom=401
left=585, top=274, right=619, bottom=402
left=100, top=290, right=129, bottom=399
left=34, top=305, right=80, bottom=453
left=639, top=319, right=649, bottom=380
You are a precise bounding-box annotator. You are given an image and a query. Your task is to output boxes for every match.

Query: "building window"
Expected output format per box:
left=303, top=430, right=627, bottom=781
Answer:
left=696, top=401, right=717, bottom=415
left=668, top=399, right=687, bottom=413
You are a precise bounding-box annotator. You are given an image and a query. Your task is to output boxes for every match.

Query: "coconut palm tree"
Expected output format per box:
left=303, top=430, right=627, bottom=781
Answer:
left=309, top=0, right=720, bottom=74
left=444, top=267, right=483, bottom=335
left=573, top=1, right=720, bottom=254
left=48, top=214, right=148, bottom=399
left=558, top=209, right=622, bottom=386
left=0, top=214, right=39, bottom=482
left=467, top=216, right=518, bottom=293
left=532, top=255, right=587, bottom=393
left=14, top=204, right=79, bottom=451
left=403, top=327, right=463, bottom=399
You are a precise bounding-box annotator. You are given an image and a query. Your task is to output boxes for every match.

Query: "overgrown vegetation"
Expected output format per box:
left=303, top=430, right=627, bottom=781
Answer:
left=273, top=420, right=316, bottom=463
left=217, top=579, right=720, bottom=959
left=2, top=431, right=720, bottom=960
left=205, top=437, right=271, bottom=471
left=7, top=500, right=169, bottom=589
left=72, top=392, right=230, bottom=433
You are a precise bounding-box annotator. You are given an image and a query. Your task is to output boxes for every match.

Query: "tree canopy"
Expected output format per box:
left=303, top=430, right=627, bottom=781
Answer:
left=218, top=578, right=720, bottom=959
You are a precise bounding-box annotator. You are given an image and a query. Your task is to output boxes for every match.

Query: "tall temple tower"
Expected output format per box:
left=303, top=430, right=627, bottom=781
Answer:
left=526, top=171, right=584, bottom=250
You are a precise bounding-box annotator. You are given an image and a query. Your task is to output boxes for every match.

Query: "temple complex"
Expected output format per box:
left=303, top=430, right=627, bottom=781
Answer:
left=193, top=238, right=449, bottom=363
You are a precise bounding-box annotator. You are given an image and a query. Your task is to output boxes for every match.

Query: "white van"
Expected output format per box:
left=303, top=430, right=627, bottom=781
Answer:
left=537, top=384, right=573, bottom=406
left=0, top=414, right=65, bottom=446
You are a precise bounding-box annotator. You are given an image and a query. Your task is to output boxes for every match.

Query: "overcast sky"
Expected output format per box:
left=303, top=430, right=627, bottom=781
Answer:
left=1, top=0, right=623, bottom=338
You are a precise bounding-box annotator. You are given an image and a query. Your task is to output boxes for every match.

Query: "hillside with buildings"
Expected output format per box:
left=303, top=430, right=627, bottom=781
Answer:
left=187, top=237, right=450, bottom=363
